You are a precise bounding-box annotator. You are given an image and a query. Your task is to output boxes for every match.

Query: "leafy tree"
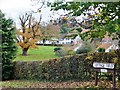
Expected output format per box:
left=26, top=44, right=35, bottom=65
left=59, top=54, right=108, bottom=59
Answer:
left=41, top=23, right=61, bottom=40
left=76, top=41, right=94, bottom=54
left=60, top=25, right=70, bottom=34
left=0, top=10, right=17, bottom=80
left=48, top=2, right=120, bottom=47
left=48, top=1, right=120, bottom=80
left=17, top=12, right=42, bottom=56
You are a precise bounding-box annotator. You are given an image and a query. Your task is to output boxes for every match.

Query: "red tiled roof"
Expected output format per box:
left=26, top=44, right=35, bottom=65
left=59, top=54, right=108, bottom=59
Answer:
left=97, top=43, right=112, bottom=49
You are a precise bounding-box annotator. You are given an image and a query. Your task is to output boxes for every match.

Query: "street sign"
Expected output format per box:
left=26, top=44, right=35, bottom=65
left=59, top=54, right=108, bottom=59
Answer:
left=93, top=62, right=114, bottom=69
left=93, top=62, right=116, bottom=89
left=100, top=69, right=107, bottom=73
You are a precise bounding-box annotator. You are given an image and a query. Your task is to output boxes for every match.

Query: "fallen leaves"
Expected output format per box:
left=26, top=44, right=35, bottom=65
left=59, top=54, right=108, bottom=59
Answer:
left=1, top=80, right=120, bottom=88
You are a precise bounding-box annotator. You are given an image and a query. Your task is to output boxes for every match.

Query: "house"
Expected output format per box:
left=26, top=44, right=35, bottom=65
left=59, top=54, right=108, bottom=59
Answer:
left=106, top=44, right=119, bottom=52
left=96, top=43, right=112, bottom=52
left=96, top=37, right=119, bottom=52
left=37, top=37, right=80, bottom=45
left=73, top=35, right=83, bottom=51
left=36, top=34, right=85, bottom=47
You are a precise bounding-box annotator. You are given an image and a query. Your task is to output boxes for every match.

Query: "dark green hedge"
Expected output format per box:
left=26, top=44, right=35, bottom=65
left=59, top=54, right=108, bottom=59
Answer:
left=13, top=50, right=120, bottom=81
left=86, top=51, right=120, bottom=69
left=14, top=54, right=94, bottom=81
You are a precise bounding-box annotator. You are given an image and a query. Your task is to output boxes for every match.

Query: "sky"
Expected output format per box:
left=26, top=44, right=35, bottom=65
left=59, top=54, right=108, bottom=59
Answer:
left=0, top=0, right=102, bottom=28
left=0, top=0, right=68, bottom=28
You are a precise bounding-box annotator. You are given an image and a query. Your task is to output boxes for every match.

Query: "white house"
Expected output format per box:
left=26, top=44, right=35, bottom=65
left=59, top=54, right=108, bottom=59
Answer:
left=36, top=38, right=74, bottom=45
left=106, top=44, right=119, bottom=52
left=96, top=39, right=119, bottom=52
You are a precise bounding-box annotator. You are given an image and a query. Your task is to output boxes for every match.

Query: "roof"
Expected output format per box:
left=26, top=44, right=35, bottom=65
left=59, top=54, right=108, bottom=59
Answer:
left=81, top=28, right=89, bottom=33
left=97, top=43, right=112, bottom=50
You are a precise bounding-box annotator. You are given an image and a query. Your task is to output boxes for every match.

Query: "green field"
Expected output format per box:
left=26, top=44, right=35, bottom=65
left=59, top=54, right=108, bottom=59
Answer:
left=14, top=46, right=59, bottom=61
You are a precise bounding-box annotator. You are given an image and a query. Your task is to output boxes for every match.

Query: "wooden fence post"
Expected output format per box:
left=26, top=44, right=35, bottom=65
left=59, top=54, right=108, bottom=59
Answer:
left=113, top=65, right=116, bottom=89
left=95, top=71, right=98, bottom=86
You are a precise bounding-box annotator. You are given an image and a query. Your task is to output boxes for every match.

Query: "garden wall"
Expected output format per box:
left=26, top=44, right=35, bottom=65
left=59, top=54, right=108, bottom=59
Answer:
left=13, top=50, right=120, bottom=81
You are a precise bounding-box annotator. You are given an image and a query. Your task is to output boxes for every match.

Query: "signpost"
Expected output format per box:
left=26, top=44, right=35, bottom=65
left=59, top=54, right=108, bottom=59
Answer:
left=93, top=62, right=114, bottom=69
left=93, top=62, right=116, bottom=89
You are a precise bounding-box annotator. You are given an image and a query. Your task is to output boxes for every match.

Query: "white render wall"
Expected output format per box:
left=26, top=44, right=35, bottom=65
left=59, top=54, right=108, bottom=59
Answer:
left=36, top=38, right=74, bottom=45
left=106, top=44, right=119, bottom=52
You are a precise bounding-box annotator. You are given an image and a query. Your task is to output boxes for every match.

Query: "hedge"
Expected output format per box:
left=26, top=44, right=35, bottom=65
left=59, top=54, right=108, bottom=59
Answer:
left=14, top=54, right=94, bottom=81
left=13, top=50, right=120, bottom=81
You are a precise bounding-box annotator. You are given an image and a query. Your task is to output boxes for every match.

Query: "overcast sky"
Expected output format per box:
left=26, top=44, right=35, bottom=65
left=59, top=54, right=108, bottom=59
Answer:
left=0, top=0, right=69, bottom=28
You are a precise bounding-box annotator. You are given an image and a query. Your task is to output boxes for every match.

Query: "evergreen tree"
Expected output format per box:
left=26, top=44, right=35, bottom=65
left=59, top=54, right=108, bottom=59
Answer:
left=0, top=10, right=17, bottom=80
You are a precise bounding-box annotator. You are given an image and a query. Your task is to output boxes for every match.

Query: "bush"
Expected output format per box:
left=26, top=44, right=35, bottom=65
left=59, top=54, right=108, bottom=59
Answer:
left=76, top=41, right=94, bottom=54
left=13, top=50, right=120, bottom=82
left=54, top=47, right=67, bottom=57
left=86, top=50, right=120, bottom=81
left=14, top=54, right=91, bottom=81
left=98, top=48, right=105, bottom=52
left=76, top=47, right=91, bottom=54
left=67, top=50, right=75, bottom=55
left=13, top=61, right=43, bottom=80
left=54, top=47, right=62, bottom=52
left=1, top=10, right=17, bottom=80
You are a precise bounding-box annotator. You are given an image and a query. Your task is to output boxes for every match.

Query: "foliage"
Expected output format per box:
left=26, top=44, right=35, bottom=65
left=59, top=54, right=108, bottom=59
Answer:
left=98, top=48, right=105, bottom=52
left=76, top=41, right=94, bottom=54
left=54, top=48, right=67, bottom=57
left=17, top=12, right=42, bottom=56
left=14, top=49, right=120, bottom=82
left=54, top=47, right=76, bottom=57
left=0, top=10, right=17, bottom=80
left=49, top=2, right=120, bottom=47
left=86, top=50, right=120, bottom=80
left=54, top=47, right=67, bottom=57
left=54, top=47, right=62, bottom=52
left=40, top=23, right=61, bottom=42
left=67, top=50, right=75, bottom=55
left=76, top=48, right=89, bottom=54
left=60, top=25, right=70, bottom=34
left=14, top=54, right=89, bottom=81
left=85, top=50, right=120, bottom=64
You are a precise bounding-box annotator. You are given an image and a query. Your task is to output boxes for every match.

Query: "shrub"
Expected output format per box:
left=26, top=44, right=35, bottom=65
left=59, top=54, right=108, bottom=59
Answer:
left=13, top=50, right=120, bottom=82
left=67, top=50, right=75, bottom=55
left=54, top=47, right=67, bottom=57
left=98, top=48, right=105, bottom=52
left=62, top=44, right=76, bottom=56
left=54, top=47, right=62, bottom=52
left=86, top=50, right=120, bottom=81
left=14, top=61, right=43, bottom=80
left=76, top=47, right=90, bottom=54
left=76, top=41, right=94, bottom=54
left=13, top=54, right=93, bottom=81
left=1, top=10, right=17, bottom=80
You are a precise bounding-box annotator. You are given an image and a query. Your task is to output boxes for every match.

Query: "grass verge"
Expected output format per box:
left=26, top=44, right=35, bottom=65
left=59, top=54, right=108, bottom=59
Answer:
left=14, top=46, right=59, bottom=61
left=1, top=80, right=120, bottom=88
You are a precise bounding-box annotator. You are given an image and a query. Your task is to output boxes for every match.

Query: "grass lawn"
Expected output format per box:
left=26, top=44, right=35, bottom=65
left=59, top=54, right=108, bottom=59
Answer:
left=14, top=46, right=59, bottom=61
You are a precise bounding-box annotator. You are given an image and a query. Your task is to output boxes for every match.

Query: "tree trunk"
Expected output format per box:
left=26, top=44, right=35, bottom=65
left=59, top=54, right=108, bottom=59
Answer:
left=22, top=48, right=28, bottom=56
left=43, top=39, right=46, bottom=46
left=118, top=33, right=120, bottom=48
